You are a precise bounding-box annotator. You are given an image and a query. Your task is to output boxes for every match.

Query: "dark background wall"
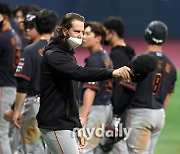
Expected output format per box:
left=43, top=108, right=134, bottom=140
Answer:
left=2, top=0, right=180, bottom=38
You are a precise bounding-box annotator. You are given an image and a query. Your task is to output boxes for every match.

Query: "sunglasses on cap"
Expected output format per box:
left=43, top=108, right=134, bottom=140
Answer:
left=23, top=14, right=36, bottom=29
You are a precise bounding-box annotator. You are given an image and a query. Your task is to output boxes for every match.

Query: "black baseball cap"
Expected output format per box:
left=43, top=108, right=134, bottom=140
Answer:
left=129, top=53, right=158, bottom=82
left=23, top=13, right=37, bottom=29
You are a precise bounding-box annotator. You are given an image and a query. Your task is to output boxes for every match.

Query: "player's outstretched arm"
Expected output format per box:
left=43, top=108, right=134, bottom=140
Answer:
left=112, top=66, right=133, bottom=82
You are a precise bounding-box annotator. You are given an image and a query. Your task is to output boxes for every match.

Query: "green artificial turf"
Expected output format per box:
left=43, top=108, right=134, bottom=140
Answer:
left=155, top=70, right=180, bottom=154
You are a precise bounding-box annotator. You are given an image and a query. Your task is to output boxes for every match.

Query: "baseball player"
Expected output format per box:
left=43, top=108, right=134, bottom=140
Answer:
left=0, top=2, right=22, bottom=154
left=126, top=20, right=177, bottom=154
left=101, top=17, right=136, bottom=154
left=36, top=13, right=132, bottom=154
left=79, top=21, right=113, bottom=153
left=13, top=10, right=58, bottom=153
left=13, top=4, right=29, bottom=49
left=12, top=4, right=42, bottom=49
left=6, top=5, right=42, bottom=153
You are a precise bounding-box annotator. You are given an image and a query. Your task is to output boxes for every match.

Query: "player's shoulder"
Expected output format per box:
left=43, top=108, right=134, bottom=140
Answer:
left=89, top=50, right=106, bottom=61
left=23, top=43, right=34, bottom=53
left=111, top=45, right=134, bottom=56
left=160, top=52, right=176, bottom=69
left=23, top=40, right=43, bottom=51
left=87, top=50, right=110, bottom=67
left=7, top=29, right=20, bottom=40
left=154, top=52, right=177, bottom=75
left=0, top=31, right=8, bottom=41
left=0, top=30, right=17, bottom=44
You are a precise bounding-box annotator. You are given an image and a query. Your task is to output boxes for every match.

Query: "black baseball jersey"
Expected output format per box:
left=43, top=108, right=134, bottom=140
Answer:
left=129, top=51, right=177, bottom=109
left=79, top=50, right=113, bottom=105
left=0, top=29, right=22, bottom=87
left=15, top=40, right=48, bottom=96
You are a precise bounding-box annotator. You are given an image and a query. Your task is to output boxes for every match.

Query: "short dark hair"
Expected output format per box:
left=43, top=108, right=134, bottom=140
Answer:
left=36, top=9, right=58, bottom=34
left=103, top=16, right=124, bottom=38
left=27, top=5, right=41, bottom=13
left=0, top=2, right=11, bottom=18
left=85, top=21, right=106, bottom=44
left=57, top=12, right=85, bottom=38
left=13, top=4, right=41, bottom=18
left=13, top=5, right=29, bottom=18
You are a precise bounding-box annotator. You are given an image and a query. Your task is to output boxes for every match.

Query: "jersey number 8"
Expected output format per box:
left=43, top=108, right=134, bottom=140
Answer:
left=153, top=73, right=162, bottom=95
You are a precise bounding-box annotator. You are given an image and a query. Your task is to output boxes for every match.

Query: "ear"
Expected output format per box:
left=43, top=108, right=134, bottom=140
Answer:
left=111, top=30, right=116, bottom=36
left=62, top=28, right=67, bottom=37
left=2, top=18, right=7, bottom=25
left=111, top=30, right=120, bottom=39
left=3, top=15, right=10, bottom=22
left=96, top=35, right=102, bottom=43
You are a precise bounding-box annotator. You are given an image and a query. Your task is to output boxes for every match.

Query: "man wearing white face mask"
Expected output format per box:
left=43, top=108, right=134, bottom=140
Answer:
left=36, top=12, right=133, bottom=154
left=65, top=28, right=83, bottom=49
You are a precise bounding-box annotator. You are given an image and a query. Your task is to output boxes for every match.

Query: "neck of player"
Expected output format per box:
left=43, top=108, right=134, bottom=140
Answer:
left=111, top=37, right=126, bottom=48
left=88, top=44, right=103, bottom=54
left=147, top=44, right=162, bottom=52
left=40, top=34, right=52, bottom=40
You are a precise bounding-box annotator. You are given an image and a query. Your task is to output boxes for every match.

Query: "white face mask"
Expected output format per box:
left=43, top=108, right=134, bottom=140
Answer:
left=67, top=37, right=82, bottom=49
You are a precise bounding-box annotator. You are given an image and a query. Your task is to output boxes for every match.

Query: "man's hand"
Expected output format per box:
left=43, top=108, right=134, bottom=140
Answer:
left=4, top=108, right=14, bottom=122
left=13, top=92, right=27, bottom=128
left=80, top=115, right=87, bottom=126
left=112, top=66, right=133, bottom=82
left=77, top=129, right=87, bottom=150
left=13, top=110, right=21, bottom=128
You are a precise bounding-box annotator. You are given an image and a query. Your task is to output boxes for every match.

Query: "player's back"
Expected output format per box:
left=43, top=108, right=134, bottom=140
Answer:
left=129, top=51, right=177, bottom=109
left=15, top=39, right=48, bottom=95
left=0, top=29, right=22, bottom=86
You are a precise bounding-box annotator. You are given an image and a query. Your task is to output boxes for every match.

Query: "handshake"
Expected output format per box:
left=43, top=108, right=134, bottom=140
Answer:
left=112, top=66, right=132, bottom=82
left=112, top=53, right=158, bottom=83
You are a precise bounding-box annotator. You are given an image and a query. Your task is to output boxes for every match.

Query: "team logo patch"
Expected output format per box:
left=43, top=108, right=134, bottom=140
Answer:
left=38, top=47, right=45, bottom=57
left=157, top=60, right=163, bottom=69
left=19, top=58, right=25, bottom=62
left=165, top=63, right=171, bottom=73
